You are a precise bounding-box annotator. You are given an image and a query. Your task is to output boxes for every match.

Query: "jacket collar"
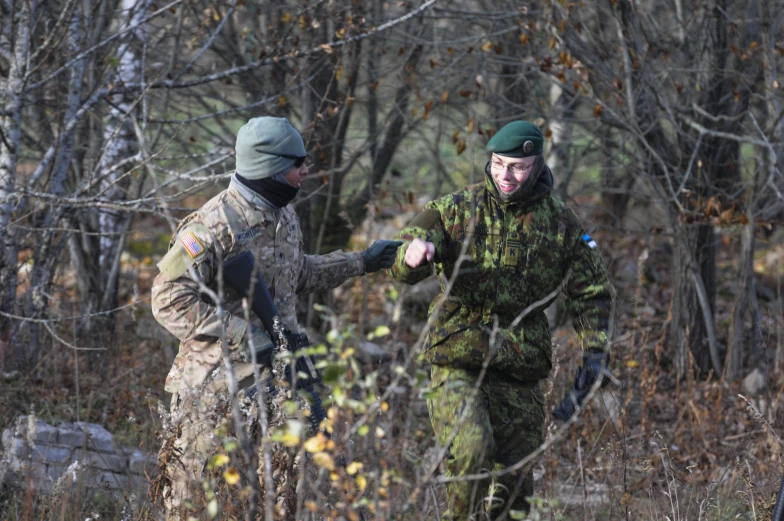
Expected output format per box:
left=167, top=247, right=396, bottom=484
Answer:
left=229, top=173, right=278, bottom=211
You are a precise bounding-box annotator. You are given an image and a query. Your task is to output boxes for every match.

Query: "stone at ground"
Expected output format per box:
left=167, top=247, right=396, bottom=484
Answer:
left=742, top=368, right=766, bottom=396
left=1, top=416, right=156, bottom=495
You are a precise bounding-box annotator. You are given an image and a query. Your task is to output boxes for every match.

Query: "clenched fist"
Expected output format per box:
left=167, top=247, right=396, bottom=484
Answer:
left=404, top=238, right=435, bottom=268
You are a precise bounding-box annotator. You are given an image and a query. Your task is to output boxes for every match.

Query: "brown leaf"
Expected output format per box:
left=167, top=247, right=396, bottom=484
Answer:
left=459, top=89, right=472, bottom=97
left=456, top=139, right=467, bottom=155
left=544, top=128, right=553, bottom=140
left=594, top=104, right=603, bottom=118
left=467, top=119, right=475, bottom=133
left=408, top=191, right=414, bottom=204
left=519, top=34, right=529, bottom=45
left=720, top=208, right=734, bottom=226
left=452, top=130, right=460, bottom=144
left=441, top=91, right=449, bottom=103
left=447, top=47, right=454, bottom=56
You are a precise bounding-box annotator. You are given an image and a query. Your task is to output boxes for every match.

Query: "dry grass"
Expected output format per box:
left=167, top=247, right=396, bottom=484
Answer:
left=1, top=230, right=782, bottom=521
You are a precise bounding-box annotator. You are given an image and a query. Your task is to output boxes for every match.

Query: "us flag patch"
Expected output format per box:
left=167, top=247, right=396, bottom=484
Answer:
left=583, top=234, right=598, bottom=249
left=181, top=232, right=204, bottom=258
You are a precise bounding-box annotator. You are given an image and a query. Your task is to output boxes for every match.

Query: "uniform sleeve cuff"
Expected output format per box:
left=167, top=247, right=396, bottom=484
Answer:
left=347, top=251, right=365, bottom=277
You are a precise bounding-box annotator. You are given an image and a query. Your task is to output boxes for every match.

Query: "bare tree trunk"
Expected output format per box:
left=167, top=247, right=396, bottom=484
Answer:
left=97, top=0, right=147, bottom=314
left=546, top=83, right=577, bottom=199
left=727, top=219, right=755, bottom=379
left=0, top=0, right=31, bottom=370
left=24, top=5, right=89, bottom=366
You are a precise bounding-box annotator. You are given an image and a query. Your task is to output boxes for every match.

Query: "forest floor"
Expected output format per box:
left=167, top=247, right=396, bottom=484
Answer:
left=1, top=196, right=783, bottom=521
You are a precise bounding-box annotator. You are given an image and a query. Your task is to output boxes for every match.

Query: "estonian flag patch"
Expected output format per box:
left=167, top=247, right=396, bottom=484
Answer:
left=582, top=233, right=598, bottom=249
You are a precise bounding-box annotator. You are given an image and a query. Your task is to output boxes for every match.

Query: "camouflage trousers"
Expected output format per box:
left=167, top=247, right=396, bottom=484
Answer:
left=427, top=366, right=545, bottom=521
left=163, top=363, right=261, bottom=521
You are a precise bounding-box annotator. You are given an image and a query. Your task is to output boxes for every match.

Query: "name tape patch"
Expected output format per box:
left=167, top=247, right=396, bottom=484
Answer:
left=181, top=231, right=204, bottom=258
left=234, top=227, right=260, bottom=242
left=583, top=234, right=597, bottom=249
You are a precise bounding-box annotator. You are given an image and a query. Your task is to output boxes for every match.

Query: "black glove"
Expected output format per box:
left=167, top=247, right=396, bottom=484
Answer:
left=553, top=352, right=611, bottom=421
left=361, top=240, right=404, bottom=273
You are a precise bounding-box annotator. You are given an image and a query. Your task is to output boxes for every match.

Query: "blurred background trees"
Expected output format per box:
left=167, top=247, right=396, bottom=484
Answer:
left=1, top=0, right=782, bottom=381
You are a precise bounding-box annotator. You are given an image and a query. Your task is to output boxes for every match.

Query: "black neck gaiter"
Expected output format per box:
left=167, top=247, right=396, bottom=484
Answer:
left=235, top=173, right=299, bottom=208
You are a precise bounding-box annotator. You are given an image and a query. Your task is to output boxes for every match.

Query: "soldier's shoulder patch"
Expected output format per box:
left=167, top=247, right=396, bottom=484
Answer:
left=157, top=224, right=211, bottom=280
left=408, top=208, right=441, bottom=230
left=181, top=231, right=204, bottom=258
left=582, top=234, right=598, bottom=249
left=157, top=243, right=192, bottom=281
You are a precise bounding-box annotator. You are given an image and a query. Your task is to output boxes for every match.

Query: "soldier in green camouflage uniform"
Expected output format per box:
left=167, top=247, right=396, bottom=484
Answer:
left=390, top=121, right=614, bottom=519
left=151, top=117, right=400, bottom=520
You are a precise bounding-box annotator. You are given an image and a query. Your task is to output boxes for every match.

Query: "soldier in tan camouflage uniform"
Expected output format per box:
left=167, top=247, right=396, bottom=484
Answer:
left=151, top=117, right=401, bottom=520
left=390, top=121, right=615, bottom=520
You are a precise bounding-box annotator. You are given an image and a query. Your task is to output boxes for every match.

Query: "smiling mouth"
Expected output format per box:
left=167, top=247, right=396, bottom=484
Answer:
left=497, top=181, right=518, bottom=192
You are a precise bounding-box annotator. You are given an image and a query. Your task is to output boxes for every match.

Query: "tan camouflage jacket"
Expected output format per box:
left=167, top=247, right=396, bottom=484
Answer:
left=151, top=178, right=365, bottom=393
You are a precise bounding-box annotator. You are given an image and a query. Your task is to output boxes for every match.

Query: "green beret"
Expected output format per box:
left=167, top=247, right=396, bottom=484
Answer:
left=235, top=117, right=306, bottom=180
left=486, top=120, right=543, bottom=157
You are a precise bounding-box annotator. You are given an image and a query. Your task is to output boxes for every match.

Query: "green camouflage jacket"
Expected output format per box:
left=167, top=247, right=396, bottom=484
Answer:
left=390, top=169, right=614, bottom=381
left=151, top=177, right=364, bottom=393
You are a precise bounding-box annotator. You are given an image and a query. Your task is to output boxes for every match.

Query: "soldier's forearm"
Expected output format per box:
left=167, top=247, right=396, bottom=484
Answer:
left=296, top=251, right=364, bottom=294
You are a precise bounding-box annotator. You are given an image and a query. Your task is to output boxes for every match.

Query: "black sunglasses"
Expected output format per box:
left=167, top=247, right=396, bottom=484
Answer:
left=255, top=149, right=309, bottom=167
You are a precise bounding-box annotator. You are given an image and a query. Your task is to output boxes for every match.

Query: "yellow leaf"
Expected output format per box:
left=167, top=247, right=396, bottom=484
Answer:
left=375, top=426, right=386, bottom=438
left=378, top=487, right=388, bottom=498
left=223, top=467, right=241, bottom=485
left=380, top=401, right=389, bottom=412
left=312, top=452, right=335, bottom=471
left=281, top=12, right=291, bottom=22
left=305, top=501, right=318, bottom=513
left=279, top=431, right=301, bottom=447
left=355, top=475, right=367, bottom=492
left=346, top=461, right=363, bottom=475
left=208, top=454, right=230, bottom=470
left=278, top=95, right=288, bottom=106
left=519, top=34, right=529, bottom=45
left=330, top=471, right=340, bottom=481
left=336, top=66, right=344, bottom=81
left=371, top=325, right=390, bottom=339
left=304, top=433, right=328, bottom=453
left=625, top=360, right=639, bottom=368
left=482, top=41, right=494, bottom=52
